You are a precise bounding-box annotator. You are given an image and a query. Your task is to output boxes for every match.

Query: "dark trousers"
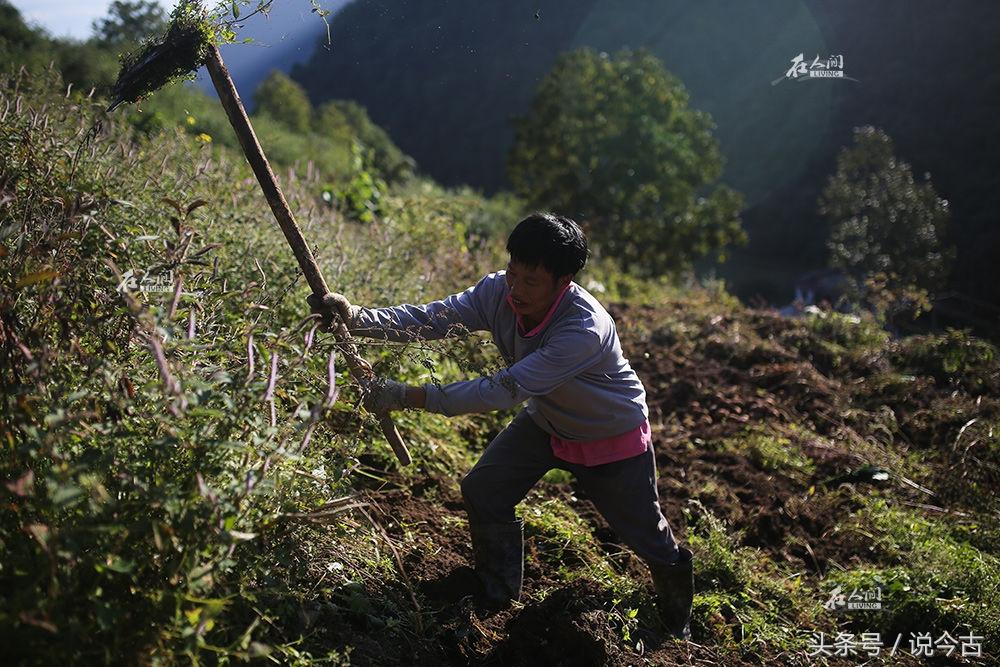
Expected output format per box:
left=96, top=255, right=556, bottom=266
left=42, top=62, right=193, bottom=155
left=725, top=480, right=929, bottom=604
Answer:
left=460, top=409, right=681, bottom=566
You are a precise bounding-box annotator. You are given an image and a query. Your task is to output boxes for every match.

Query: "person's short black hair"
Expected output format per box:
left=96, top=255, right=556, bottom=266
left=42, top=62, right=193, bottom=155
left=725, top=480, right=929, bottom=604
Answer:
left=506, top=212, right=589, bottom=279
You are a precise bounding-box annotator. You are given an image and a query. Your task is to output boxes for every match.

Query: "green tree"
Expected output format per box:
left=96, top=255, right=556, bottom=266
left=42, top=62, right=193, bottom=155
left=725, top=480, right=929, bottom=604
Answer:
left=315, top=99, right=415, bottom=182
left=253, top=70, right=312, bottom=134
left=1, top=0, right=44, bottom=67
left=52, top=40, right=120, bottom=90
left=0, top=1, right=118, bottom=89
left=508, top=47, right=746, bottom=277
left=819, top=126, right=954, bottom=315
left=92, top=0, right=167, bottom=48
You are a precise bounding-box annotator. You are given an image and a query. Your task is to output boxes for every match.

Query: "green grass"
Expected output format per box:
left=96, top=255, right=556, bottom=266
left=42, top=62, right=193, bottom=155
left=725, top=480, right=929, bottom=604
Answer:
left=891, top=328, right=999, bottom=394
left=685, top=503, right=832, bottom=658
left=521, top=498, right=608, bottom=571
left=519, top=497, right=643, bottom=602
left=712, top=424, right=816, bottom=480
left=832, top=497, right=1000, bottom=647
left=805, top=309, right=890, bottom=353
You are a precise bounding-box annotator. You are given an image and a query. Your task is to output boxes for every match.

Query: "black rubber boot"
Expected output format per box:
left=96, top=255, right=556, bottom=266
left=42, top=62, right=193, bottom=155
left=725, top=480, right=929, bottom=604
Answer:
left=468, top=520, right=524, bottom=609
left=647, top=545, right=694, bottom=640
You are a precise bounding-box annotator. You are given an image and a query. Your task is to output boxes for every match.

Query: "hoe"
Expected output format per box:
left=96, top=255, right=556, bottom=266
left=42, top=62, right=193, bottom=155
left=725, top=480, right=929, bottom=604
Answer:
left=106, top=2, right=411, bottom=465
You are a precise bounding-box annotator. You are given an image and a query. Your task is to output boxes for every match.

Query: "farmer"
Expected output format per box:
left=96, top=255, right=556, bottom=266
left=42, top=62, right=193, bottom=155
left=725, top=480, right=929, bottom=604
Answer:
left=308, top=213, right=694, bottom=639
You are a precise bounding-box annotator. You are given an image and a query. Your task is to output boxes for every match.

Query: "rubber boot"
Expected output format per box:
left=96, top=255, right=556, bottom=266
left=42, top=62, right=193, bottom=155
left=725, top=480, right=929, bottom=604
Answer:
left=647, top=545, right=694, bottom=640
left=468, top=520, right=524, bottom=609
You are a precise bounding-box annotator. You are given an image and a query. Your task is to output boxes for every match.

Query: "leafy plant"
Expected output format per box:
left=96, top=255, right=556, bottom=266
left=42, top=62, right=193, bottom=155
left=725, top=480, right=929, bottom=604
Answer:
left=820, top=126, right=955, bottom=316
left=254, top=70, right=313, bottom=134
left=607, top=597, right=640, bottom=647
left=326, top=142, right=388, bottom=224
left=509, top=47, right=746, bottom=278
left=0, top=67, right=499, bottom=663
left=892, top=328, right=999, bottom=393
left=834, top=499, right=1000, bottom=646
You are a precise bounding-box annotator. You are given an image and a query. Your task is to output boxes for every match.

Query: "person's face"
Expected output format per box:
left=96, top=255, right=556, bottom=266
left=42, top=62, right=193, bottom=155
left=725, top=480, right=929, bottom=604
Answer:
left=505, top=259, right=572, bottom=322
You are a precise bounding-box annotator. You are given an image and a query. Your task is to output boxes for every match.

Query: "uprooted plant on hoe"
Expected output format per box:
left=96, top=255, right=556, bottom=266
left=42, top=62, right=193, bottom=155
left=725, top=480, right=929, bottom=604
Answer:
left=2, top=4, right=999, bottom=666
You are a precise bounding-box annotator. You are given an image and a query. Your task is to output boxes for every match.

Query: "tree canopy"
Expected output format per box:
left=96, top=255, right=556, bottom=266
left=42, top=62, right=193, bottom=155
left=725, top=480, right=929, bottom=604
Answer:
left=820, top=126, right=954, bottom=299
left=92, top=0, right=167, bottom=49
left=315, top=100, right=415, bottom=182
left=0, top=0, right=119, bottom=90
left=253, top=70, right=313, bottom=135
left=0, top=0, right=39, bottom=61
left=507, top=47, right=746, bottom=278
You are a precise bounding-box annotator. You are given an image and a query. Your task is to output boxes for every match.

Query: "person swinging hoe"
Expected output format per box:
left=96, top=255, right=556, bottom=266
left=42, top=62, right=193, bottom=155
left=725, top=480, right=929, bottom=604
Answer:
left=308, top=213, right=695, bottom=639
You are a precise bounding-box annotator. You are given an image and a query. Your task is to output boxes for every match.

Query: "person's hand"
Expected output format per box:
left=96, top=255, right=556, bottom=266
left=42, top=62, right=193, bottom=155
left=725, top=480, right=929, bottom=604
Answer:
left=361, top=376, right=408, bottom=414
left=308, top=291, right=361, bottom=332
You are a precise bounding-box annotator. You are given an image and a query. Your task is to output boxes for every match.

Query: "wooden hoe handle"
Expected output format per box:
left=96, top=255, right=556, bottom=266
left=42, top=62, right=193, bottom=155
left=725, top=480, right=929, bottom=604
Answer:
left=204, top=44, right=411, bottom=466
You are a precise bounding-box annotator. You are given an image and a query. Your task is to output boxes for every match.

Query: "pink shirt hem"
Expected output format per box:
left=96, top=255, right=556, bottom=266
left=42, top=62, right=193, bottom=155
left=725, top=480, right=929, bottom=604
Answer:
left=550, top=419, right=651, bottom=466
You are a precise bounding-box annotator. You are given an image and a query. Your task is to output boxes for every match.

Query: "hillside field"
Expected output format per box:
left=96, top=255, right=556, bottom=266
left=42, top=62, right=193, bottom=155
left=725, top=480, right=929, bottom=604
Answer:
left=2, top=67, right=998, bottom=666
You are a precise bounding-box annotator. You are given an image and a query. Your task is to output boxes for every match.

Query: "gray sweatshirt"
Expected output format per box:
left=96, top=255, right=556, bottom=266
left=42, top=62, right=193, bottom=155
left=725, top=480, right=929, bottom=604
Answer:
left=349, top=271, right=648, bottom=440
